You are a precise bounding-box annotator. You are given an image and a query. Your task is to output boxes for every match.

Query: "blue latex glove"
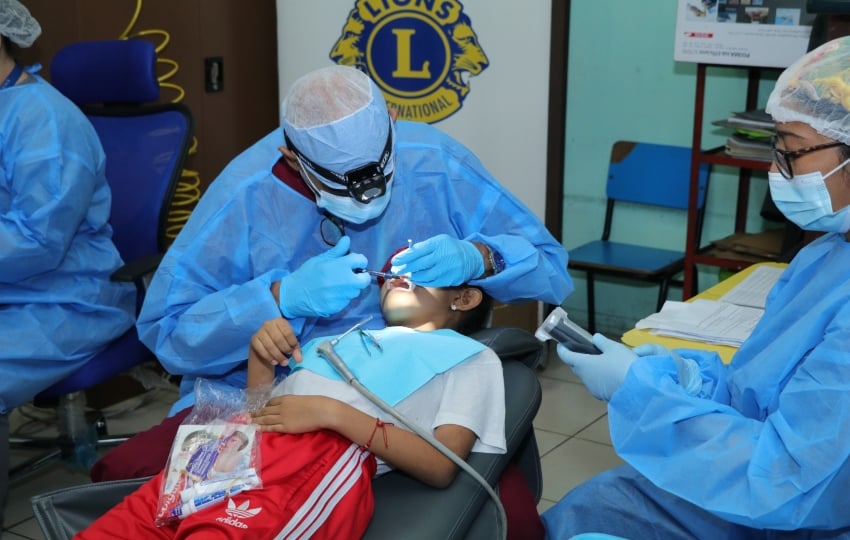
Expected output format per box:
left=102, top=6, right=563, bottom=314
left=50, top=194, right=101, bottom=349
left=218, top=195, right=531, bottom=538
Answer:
left=278, top=236, right=370, bottom=318
left=633, top=343, right=701, bottom=395
left=390, top=234, right=485, bottom=287
left=556, top=334, right=637, bottom=401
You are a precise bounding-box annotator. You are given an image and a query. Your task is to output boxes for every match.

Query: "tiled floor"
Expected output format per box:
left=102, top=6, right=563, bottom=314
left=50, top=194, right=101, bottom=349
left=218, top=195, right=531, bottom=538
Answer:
left=4, top=349, right=623, bottom=539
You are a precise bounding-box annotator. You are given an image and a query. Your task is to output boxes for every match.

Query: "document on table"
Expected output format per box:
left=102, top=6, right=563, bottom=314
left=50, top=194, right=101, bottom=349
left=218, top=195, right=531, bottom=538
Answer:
left=716, top=265, right=784, bottom=309
left=634, top=265, right=783, bottom=346
left=635, top=300, right=764, bottom=347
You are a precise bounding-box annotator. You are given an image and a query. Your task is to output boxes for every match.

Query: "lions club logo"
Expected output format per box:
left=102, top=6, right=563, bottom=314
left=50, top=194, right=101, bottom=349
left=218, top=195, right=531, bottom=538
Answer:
left=330, top=0, right=489, bottom=123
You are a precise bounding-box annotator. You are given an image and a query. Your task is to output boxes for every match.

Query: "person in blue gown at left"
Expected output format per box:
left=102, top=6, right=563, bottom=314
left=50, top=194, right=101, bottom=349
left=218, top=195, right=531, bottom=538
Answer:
left=0, top=0, right=136, bottom=528
left=544, top=36, right=850, bottom=539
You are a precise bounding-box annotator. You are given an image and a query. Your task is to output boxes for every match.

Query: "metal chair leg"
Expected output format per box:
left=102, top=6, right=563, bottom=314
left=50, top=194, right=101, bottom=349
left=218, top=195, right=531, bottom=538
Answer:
left=657, top=277, right=671, bottom=312
left=586, top=272, right=596, bottom=334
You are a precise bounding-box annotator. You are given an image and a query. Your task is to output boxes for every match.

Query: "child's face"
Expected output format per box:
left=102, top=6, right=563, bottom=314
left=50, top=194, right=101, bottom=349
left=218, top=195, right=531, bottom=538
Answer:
left=379, top=276, right=453, bottom=328
left=222, top=433, right=247, bottom=454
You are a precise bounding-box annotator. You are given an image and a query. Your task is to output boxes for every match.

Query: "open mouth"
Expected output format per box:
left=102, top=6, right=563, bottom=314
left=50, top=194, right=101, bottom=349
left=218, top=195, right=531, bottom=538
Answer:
left=387, top=276, right=416, bottom=292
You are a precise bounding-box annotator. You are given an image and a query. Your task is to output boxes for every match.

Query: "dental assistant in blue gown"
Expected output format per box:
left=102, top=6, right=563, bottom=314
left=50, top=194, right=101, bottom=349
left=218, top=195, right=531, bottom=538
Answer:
left=0, top=0, right=135, bottom=529
left=136, top=64, right=573, bottom=414
left=544, top=36, right=850, bottom=539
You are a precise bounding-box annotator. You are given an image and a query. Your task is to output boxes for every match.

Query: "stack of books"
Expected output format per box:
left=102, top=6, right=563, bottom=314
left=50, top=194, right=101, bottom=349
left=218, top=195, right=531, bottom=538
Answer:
left=712, top=109, right=775, bottom=161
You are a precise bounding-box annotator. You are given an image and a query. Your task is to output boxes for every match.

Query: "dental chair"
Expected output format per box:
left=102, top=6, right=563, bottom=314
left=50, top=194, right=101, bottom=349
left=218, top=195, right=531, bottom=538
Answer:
left=31, top=326, right=544, bottom=539
left=9, top=39, right=194, bottom=478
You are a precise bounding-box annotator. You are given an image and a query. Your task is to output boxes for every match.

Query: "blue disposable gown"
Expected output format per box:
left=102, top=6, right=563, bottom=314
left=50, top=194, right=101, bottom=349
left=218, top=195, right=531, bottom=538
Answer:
left=0, top=73, right=136, bottom=414
left=607, top=232, right=850, bottom=531
left=137, top=121, right=572, bottom=410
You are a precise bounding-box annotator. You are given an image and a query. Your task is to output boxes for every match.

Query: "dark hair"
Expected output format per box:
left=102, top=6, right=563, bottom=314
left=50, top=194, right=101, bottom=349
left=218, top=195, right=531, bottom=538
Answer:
left=450, top=286, right=493, bottom=336
left=1, top=36, right=19, bottom=61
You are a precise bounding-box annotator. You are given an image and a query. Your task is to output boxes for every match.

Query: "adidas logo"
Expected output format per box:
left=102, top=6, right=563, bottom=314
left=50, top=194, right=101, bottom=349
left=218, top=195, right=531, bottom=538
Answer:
left=216, top=498, right=262, bottom=529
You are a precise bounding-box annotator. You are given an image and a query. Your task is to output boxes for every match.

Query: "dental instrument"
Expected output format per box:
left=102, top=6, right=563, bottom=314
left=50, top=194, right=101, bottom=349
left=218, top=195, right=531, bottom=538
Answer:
left=355, top=268, right=403, bottom=280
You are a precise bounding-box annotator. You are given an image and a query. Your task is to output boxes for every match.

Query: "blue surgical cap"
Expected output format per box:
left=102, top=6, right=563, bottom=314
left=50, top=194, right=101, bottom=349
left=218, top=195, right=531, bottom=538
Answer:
left=281, top=65, right=391, bottom=181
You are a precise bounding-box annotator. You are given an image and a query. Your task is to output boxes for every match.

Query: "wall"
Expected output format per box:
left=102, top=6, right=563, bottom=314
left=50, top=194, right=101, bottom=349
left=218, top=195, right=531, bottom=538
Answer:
left=561, top=4, right=779, bottom=336
left=20, top=0, right=279, bottom=198
left=275, top=0, right=553, bottom=223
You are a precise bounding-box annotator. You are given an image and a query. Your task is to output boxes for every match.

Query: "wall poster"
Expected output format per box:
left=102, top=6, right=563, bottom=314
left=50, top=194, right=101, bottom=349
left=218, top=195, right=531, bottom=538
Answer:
left=674, top=0, right=816, bottom=67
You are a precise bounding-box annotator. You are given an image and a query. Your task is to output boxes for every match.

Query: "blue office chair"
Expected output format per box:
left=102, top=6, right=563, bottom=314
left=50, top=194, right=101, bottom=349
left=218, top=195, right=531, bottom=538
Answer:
left=9, top=39, right=194, bottom=477
left=567, top=141, right=710, bottom=333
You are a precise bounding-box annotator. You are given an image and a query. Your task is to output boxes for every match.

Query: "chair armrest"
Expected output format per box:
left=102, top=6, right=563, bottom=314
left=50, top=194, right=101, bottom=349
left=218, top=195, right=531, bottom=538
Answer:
left=110, top=253, right=163, bottom=284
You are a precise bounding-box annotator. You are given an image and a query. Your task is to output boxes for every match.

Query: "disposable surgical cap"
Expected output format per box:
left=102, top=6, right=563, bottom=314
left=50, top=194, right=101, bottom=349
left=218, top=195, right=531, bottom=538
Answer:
left=0, top=0, right=41, bottom=48
left=766, top=36, right=850, bottom=145
left=281, top=65, right=391, bottom=182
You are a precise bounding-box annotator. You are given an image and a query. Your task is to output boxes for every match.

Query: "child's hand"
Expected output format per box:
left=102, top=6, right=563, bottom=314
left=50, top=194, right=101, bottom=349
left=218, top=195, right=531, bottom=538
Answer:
left=251, top=395, right=332, bottom=433
left=249, top=317, right=302, bottom=366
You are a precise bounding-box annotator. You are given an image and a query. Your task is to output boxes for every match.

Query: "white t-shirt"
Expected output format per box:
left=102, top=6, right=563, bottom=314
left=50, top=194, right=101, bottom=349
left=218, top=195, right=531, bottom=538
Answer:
left=272, top=347, right=506, bottom=475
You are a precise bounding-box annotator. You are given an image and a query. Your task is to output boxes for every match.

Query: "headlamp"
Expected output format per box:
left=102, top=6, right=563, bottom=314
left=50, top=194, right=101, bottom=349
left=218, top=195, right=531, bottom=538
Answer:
left=284, top=116, right=394, bottom=204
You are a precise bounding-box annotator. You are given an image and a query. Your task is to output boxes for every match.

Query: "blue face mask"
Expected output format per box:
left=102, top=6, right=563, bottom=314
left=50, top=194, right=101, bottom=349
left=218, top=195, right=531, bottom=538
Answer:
left=768, top=157, right=850, bottom=233
left=298, top=157, right=393, bottom=224
left=315, top=185, right=392, bottom=224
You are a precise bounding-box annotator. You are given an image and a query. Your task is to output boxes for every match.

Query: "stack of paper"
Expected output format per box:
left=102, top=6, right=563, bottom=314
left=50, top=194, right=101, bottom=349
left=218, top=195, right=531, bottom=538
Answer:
left=712, top=109, right=775, bottom=161
left=634, top=265, right=784, bottom=347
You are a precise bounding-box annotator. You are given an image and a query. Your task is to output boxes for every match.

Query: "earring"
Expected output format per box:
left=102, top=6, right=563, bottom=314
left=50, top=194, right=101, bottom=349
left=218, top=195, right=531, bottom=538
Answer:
left=450, top=304, right=457, bottom=311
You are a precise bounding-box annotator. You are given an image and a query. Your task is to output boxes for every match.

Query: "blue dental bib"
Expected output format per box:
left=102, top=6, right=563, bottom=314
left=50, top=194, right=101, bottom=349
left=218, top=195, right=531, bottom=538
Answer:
left=293, top=327, right=486, bottom=406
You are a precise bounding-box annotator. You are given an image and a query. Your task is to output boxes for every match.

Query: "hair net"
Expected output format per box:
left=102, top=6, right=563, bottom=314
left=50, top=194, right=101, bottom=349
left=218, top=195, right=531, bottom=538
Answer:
left=281, top=65, right=391, bottom=181
left=0, top=0, right=41, bottom=48
left=766, top=36, right=850, bottom=145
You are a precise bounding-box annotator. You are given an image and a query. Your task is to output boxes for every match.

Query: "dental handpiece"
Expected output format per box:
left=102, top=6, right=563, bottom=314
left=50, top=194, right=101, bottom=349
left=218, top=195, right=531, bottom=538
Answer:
left=355, top=268, right=402, bottom=280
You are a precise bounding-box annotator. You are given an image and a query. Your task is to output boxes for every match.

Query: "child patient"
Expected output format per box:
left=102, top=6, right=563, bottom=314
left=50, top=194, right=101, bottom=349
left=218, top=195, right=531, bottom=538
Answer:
left=77, top=270, right=505, bottom=539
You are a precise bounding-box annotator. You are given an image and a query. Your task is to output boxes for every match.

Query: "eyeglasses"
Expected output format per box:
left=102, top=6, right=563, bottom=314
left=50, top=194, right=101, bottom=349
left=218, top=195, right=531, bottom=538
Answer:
left=772, top=136, right=845, bottom=179
left=320, top=213, right=345, bottom=246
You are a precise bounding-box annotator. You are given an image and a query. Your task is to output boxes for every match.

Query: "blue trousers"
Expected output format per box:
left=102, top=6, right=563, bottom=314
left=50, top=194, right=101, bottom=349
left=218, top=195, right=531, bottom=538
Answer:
left=542, top=465, right=850, bottom=540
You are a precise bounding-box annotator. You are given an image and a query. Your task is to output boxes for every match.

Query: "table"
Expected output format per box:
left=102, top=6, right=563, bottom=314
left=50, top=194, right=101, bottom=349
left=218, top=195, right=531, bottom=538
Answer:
left=621, top=261, right=788, bottom=364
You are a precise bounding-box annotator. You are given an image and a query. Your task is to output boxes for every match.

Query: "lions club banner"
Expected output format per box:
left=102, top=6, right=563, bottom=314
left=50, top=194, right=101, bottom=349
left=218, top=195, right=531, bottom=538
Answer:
left=329, top=0, right=488, bottom=123
left=276, top=0, right=552, bottom=221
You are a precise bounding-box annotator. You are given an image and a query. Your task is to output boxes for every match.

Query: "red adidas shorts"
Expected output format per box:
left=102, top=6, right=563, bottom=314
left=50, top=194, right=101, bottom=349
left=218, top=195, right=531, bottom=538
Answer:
left=77, top=430, right=377, bottom=539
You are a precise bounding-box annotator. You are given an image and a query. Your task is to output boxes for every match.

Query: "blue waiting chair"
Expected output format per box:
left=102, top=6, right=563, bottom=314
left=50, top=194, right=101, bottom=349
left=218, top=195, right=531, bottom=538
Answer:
left=567, top=141, right=710, bottom=334
left=9, top=39, right=194, bottom=477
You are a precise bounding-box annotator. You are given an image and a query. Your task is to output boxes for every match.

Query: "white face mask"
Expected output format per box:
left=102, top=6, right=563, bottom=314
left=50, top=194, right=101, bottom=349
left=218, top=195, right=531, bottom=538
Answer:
left=768, top=156, right=850, bottom=233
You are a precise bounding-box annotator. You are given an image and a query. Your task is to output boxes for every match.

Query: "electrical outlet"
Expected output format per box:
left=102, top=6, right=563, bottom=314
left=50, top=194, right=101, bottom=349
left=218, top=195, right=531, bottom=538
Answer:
left=205, top=57, right=223, bottom=93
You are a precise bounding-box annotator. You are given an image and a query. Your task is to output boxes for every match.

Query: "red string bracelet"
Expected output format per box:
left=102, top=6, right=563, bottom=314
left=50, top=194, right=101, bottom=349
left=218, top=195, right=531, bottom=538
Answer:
left=362, top=418, right=393, bottom=451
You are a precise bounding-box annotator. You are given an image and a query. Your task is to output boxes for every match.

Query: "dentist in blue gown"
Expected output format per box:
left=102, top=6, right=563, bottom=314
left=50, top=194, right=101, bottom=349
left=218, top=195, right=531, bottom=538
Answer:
left=97, top=64, right=569, bottom=537
left=545, top=36, right=850, bottom=539
left=136, top=64, right=572, bottom=414
left=0, top=0, right=135, bottom=530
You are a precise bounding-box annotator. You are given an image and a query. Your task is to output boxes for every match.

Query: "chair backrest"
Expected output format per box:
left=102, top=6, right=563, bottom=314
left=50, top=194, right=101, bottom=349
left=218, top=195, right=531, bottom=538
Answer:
left=49, top=39, right=194, bottom=262
left=606, top=140, right=709, bottom=210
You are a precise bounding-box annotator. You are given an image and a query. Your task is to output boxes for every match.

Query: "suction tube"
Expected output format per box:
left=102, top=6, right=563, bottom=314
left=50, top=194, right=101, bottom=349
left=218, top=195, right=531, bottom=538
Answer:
left=317, top=333, right=507, bottom=540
